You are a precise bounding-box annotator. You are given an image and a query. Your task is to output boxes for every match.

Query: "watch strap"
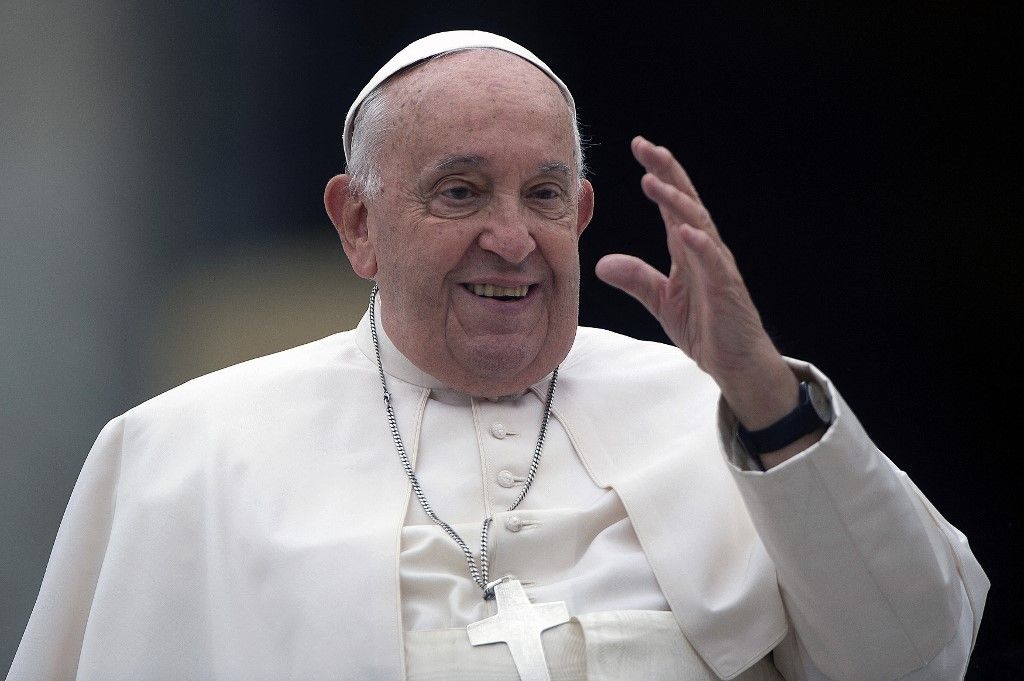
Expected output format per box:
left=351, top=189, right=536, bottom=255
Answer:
left=736, top=381, right=828, bottom=455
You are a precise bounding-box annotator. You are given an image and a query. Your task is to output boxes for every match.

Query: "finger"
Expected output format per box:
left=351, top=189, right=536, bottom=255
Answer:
left=672, top=222, right=741, bottom=296
left=632, top=136, right=702, bottom=205
left=594, top=253, right=667, bottom=318
left=634, top=137, right=701, bottom=205
left=641, top=173, right=723, bottom=243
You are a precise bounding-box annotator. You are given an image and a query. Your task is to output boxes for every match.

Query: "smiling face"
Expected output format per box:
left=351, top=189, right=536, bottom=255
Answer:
left=335, top=49, right=593, bottom=397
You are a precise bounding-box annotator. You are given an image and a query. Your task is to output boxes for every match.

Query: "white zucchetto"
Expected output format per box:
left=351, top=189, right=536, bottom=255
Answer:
left=343, top=29, right=575, bottom=161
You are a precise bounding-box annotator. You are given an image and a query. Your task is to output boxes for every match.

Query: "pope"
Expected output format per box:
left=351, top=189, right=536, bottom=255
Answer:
left=8, top=30, right=987, bottom=681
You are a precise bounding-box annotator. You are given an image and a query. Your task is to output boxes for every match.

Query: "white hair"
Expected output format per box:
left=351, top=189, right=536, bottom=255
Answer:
left=345, top=50, right=587, bottom=198
left=346, top=86, right=391, bottom=197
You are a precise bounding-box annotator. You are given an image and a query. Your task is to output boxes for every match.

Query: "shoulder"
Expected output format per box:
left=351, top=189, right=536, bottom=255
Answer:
left=564, top=326, right=714, bottom=391
left=553, top=326, right=723, bottom=473
left=568, top=325, right=688, bottom=360
left=121, top=330, right=371, bottom=429
left=561, top=323, right=720, bottom=409
left=95, top=329, right=382, bottom=490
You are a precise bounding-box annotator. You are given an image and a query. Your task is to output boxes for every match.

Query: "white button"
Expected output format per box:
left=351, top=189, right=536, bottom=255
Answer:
left=505, top=515, right=523, bottom=532
left=497, top=470, right=517, bottom=488
left=490, top=422, right=507, bottom=439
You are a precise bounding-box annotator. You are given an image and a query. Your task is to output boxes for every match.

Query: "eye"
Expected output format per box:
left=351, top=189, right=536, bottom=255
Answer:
left=526, top=183, right=571, bottom=218
left=442, top=185, right=475, bottom=201
left=531, top=187, right=561, bottom=200
left=429, top=178, right=485, bottom=218
left=526, top=182, right=567, bottom=202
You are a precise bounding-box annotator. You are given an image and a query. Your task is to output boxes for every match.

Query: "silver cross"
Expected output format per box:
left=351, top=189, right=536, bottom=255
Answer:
left=467, top=579, right=570, bottom=681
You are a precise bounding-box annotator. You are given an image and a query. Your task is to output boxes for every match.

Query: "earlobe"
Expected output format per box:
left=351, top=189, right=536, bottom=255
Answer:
left=576, top=179, right=595, bottom=236
left=324, top=174, right=378, bottom=279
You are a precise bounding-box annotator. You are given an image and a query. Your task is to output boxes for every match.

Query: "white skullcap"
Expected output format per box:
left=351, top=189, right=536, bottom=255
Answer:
left=343, top=29, right=575, bottom=162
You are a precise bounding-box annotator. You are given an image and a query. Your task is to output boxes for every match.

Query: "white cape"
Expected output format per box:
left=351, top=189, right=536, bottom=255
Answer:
left=8, top=319, right=988, bottom=680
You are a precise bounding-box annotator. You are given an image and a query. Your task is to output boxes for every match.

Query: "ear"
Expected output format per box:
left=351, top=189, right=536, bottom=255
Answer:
left=576, top=179, right=595, bottom=237
left=324, top=174, right=377, bottom=279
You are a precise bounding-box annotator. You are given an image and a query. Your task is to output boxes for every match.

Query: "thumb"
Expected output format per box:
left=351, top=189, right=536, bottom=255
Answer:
left=595, top=254, right=666, bottom=318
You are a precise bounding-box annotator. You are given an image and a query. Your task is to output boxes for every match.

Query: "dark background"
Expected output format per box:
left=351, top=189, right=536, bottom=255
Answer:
left=1, top=2, right=1019, bottom=677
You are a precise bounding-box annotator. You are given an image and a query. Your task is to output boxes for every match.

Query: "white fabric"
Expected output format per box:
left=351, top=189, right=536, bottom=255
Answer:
left=343, top=30, right=574, bottom=161
left=383, top=301, right=986, bottom=680
left=7, top=303, right=987, bottom=680
left=363, top=303, right=788, bottom=677
left=398, top=378, right=669, bottom=630
left=405, top=611, right=782, bottom=681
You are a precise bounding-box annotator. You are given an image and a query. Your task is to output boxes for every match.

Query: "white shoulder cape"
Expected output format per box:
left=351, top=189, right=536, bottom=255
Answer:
left=8, top=321, right=987, bottom=680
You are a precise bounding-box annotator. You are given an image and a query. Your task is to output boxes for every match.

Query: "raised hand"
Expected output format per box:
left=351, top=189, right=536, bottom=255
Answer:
left=596, top=137, right=806, bottom=456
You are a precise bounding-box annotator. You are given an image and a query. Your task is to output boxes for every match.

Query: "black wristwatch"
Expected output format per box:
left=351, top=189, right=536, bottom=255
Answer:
left=736, top=381, right=832, bottom=455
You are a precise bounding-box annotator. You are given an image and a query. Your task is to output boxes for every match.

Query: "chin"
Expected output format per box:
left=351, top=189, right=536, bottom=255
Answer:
left=466, top=341, right=536, bottom=377
left=455, top=334, right=568, bottom=397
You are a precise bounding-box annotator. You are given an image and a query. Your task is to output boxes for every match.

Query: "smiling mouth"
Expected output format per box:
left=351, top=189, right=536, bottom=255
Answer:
left=463, top=283, right=531, bottom=300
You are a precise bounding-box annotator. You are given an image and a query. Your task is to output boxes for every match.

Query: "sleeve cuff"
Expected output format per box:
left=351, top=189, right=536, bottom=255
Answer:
left=716, top=358, right=835, bottom=473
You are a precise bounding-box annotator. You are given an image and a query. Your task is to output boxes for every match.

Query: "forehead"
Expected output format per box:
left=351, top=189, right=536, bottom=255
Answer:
left=382, top=50, right=575, bottom=171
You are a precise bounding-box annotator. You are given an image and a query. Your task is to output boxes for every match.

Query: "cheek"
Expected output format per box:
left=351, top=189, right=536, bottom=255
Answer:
left=545, top=232, right=583, bottom=280
left=371, top=228, right=405, bottom=286
left=383, top=229, right=477, bottom=305
left=550, top=236, right=582, bottom=305
left=371, top=210, right=441, bottom=283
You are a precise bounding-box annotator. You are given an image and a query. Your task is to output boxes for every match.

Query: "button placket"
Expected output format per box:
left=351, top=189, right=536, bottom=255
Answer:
left=503, top=513, right=541, bottom=533
left=496, top=469, right=527, bottom=488
left=489, top=422, right=518, bottom=440
left=476, top=400, right=533, bottom=508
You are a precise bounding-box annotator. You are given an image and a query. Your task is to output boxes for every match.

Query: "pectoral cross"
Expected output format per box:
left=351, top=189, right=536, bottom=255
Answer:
left=467, top=578, right=570, bottom=681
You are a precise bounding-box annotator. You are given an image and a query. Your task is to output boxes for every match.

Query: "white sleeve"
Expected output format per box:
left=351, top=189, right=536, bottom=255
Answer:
left=772, top=581, right=976, bottom=680
left=6, top=417, right=125, bottom=681
left=719, top=361, right=988, bottom=681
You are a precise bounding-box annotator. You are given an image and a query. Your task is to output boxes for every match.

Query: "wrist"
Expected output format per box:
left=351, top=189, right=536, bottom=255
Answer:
left=734, top=377, right=833, bottom=469
left=718, top=355, right=800, bottom=430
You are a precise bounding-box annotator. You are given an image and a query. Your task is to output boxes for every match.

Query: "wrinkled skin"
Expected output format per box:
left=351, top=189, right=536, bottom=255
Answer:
left=326, top=50, right=593, bottom=398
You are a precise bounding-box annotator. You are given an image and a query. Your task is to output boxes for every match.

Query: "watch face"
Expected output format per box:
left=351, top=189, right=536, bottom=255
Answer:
left=808, top=382, right=833, bottom=424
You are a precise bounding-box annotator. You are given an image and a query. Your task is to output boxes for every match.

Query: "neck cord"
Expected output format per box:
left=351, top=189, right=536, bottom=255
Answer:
left=368, top=284, right=558, bottom=600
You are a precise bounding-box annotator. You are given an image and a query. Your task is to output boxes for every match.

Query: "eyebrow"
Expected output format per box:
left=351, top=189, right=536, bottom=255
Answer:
left=433, top=154, right=488, bottom=171
left=538, top=161, right=572, bottom=178
left=429, top=156, right=572, bottom=177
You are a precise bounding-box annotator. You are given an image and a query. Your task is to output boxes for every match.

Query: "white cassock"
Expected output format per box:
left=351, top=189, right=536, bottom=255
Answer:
left=8, top=300, right=988, bottom=681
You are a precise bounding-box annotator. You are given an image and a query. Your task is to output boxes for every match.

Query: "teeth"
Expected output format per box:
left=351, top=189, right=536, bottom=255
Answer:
left=468, top=284, right=530, bottom=298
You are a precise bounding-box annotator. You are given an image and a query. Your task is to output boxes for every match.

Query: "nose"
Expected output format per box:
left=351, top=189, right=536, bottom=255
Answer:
left=477, top=199, right=537, bottom=264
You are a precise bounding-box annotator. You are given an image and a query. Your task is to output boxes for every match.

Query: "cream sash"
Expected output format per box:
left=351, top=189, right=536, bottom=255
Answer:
left=404, top=610, right=782, bottom=681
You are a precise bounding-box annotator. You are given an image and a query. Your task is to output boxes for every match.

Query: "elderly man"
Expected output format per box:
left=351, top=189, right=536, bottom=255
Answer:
left=9, top=30, right=986, bottom=681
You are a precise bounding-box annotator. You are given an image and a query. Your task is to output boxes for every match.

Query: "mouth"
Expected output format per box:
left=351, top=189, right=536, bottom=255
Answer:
left=462, top=283, right=532, bottom=301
